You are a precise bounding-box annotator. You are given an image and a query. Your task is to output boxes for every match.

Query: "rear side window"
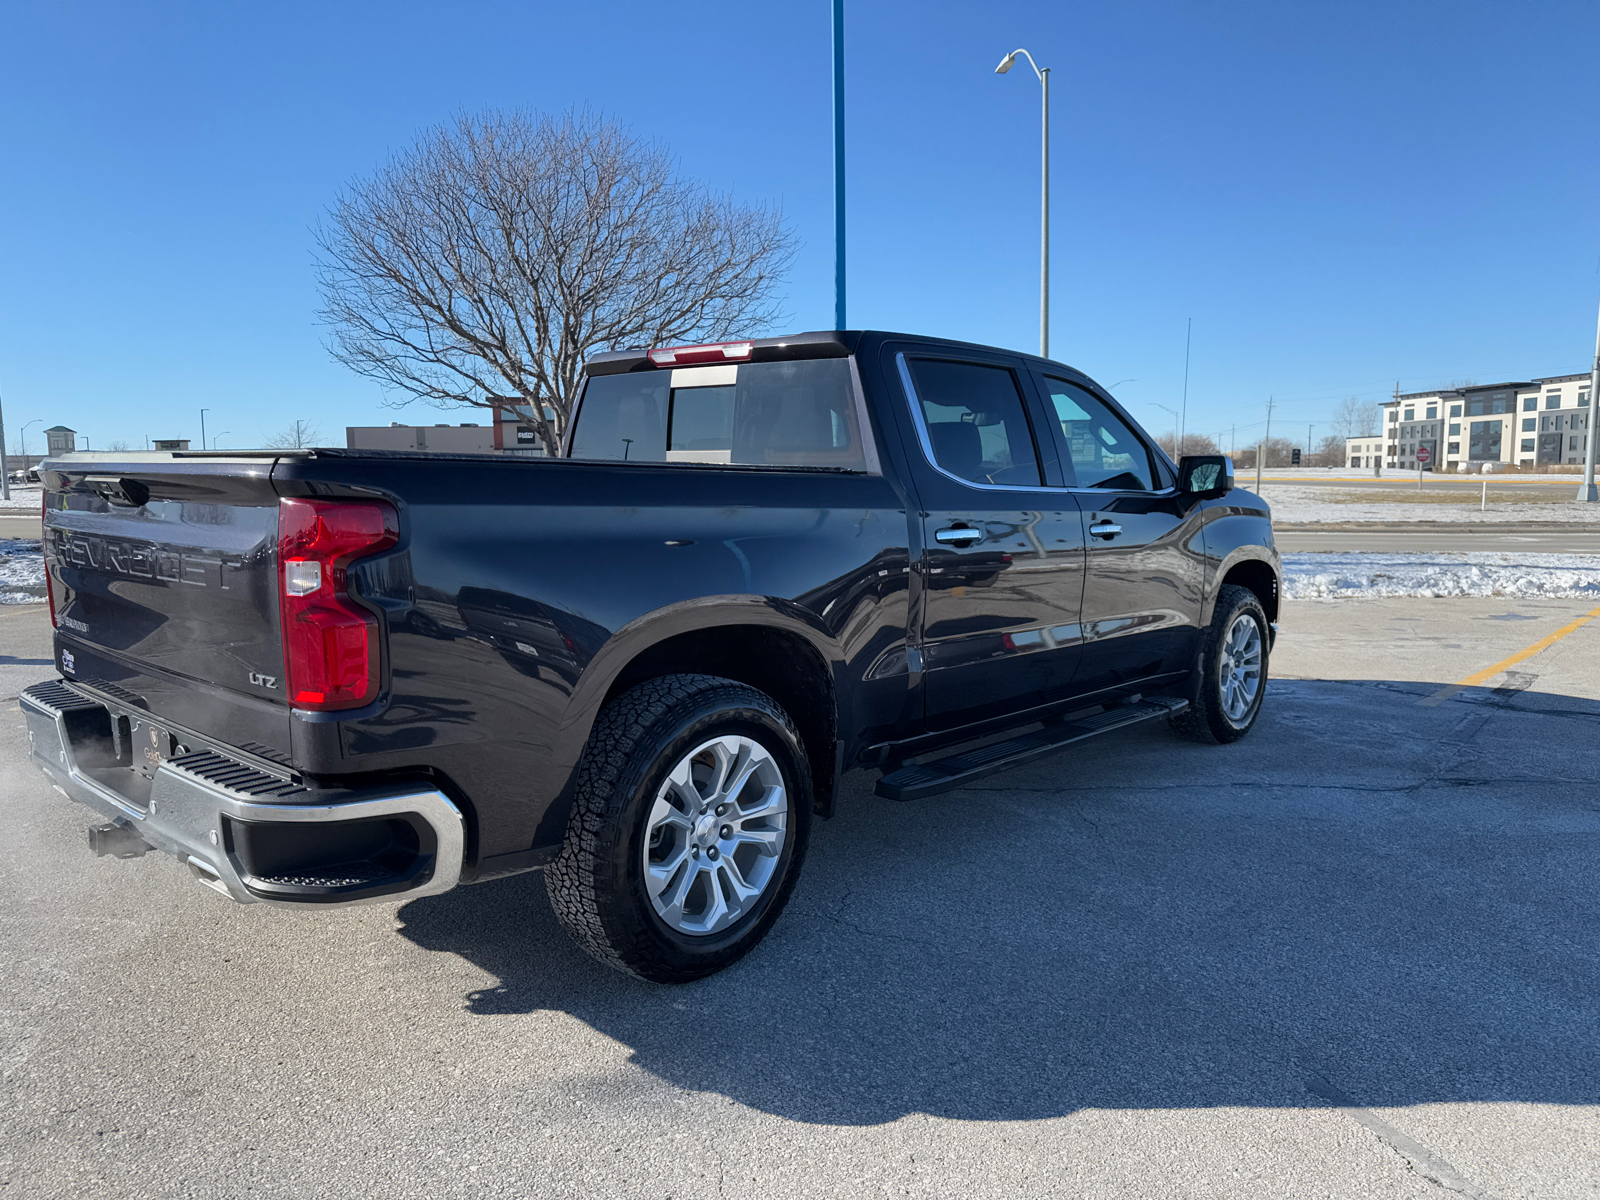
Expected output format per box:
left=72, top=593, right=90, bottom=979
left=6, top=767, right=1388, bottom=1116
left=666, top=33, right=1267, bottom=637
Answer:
left=902, top=358, right=1042, bottom=487
left=570, top=359, right=868, bottom=470
left=1044, top=377, right=1155, bottom=490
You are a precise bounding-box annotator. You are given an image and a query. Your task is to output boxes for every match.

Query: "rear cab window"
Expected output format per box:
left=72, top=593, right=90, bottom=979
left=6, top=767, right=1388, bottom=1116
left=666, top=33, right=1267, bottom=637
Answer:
left=569, top=359, right=872, bottom=471
left=898, top=357, right=1044, bottom=488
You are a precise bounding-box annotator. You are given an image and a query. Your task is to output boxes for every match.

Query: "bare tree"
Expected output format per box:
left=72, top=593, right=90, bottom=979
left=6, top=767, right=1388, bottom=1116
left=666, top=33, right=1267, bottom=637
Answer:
left=316, top=108, right=797, bottom=455
left=1331, top=396, right=1380, bottom=439
left=105, top=440, right=132, bottom=452
left=1154, top=432, right=1221, bottom=459
left=1315, top=433, right=1346, bottom=466
left=266, top=421, right=321, bottom=449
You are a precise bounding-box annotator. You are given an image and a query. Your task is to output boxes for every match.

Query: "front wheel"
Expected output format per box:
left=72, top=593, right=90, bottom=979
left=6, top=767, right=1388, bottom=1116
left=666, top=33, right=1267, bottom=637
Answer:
left=1171, top=584, right=1269, bottom=744
left=545, top=674, right=811, bottom=983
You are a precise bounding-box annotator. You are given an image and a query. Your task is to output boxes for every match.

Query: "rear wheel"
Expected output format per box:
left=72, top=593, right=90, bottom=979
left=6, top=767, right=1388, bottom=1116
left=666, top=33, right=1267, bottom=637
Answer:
left=1171, top=584, right=1269, bottom=744
left=545, top=674, right=811, bottom=983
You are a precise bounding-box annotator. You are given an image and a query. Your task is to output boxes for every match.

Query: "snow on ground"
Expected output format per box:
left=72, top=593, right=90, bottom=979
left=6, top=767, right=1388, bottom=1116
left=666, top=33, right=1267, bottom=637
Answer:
left=0, top=488, right=41, bottom=510
left=1283, top=552, right=1600, bottom=599
left=0, top=539, right=44, bottom=604
left=1261, top=483, right=1600, bottom=525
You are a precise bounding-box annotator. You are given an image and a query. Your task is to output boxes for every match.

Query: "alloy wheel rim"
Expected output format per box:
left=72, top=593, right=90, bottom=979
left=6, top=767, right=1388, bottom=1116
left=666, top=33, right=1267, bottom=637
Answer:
left=1216, top=614, right=1263, bottom=724
left=642, top=735, right=788, bottom=937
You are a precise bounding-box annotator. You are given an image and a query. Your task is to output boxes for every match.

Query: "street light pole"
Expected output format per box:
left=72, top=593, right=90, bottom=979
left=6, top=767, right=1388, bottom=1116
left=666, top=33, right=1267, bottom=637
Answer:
left=996, top=48, right=1051, bottom=359
left=1580, top=292, right=1600, bottom=502
left=832, top=0, right=846, bottom=331
left=200, top=408, right=210, bottom=455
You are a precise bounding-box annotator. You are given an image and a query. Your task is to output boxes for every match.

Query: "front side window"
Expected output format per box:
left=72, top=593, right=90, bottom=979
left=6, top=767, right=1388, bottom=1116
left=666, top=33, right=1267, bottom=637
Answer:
left=570, top=359, right=868, bottom=470
left=1403, top=409, right=1414, bottom=421
left=1523, top=397, right=1538, bottom=412
left=1044, top=378, right=1155, bottom=491
left=1523, top=418, right=1537, bottom=432
left=1448, top=441, right=1460, bottom=454
left=1521, top=439, right=1535, bottom=453
left=1426, top=406, right=1437, bottom=419
left=1448, top=422, right=1460, bottom=435
left=903, top=358, right=1042, bottom=486
left=1547, top=394, right=1562, bottom=409
left=1450, top=404, right=1462, bottom=417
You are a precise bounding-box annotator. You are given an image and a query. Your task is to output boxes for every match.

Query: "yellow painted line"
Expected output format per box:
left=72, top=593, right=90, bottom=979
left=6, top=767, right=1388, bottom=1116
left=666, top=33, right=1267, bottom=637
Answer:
left=1419, top=603, right=1600, bottom=706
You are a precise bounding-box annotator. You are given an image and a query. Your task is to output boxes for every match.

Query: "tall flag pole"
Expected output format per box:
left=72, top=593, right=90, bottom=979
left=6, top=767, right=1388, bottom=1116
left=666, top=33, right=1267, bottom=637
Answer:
left=832, top=0, right=846, bottom=330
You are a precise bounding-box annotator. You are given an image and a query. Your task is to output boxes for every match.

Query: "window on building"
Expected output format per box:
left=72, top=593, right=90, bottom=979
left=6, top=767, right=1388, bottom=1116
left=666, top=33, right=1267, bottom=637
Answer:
left=1471, top=397, right=1512, bottom=416
left=1521, top=439, right=1535, bottom=453
left=1522, top=397, right=1537, bottom=411
left=1581, top=392, right=1590, bottom=407
left=1387, top=409, right=1398, bottom=422
left=1468, top=419, right=1503, bottom=460
left=1547, top=394, right=1562, bottom=408
left=1450, top=404, right=1461, bottom=417
left=1571, top=436, right=1582, bottom=451
left=1448, top=441, right=1460, bottom=454
left=1403, top=408, right=1414, bottom=421
left=1425, top=406, right=1437, bottom=419
left=1523, top=418, right=1536, bottom=432
left=1448, top=422, right=1460, bottom=435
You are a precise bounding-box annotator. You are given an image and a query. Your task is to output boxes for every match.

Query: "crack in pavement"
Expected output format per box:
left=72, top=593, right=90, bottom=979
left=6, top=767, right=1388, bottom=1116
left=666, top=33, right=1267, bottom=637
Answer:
left=1304, top=1072, right=1503, bottom=1200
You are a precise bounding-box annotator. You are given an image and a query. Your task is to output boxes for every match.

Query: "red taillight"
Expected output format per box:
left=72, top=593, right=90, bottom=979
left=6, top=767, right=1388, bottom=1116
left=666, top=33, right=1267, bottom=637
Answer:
left=278, top=498, right=398, bottom=711
left=647, top=341, right=753, bottom=366
left=42, top=487, right=57, bottom=627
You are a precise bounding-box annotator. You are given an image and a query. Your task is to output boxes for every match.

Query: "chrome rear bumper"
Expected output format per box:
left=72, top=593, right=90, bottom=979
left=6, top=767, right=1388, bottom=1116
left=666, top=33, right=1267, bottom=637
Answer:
left=22, top=679, right=464, bottom=907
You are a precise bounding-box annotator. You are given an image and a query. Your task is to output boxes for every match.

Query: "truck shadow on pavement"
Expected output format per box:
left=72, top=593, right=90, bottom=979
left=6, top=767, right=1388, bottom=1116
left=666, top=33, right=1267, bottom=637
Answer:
left=396, top=677, right=1600, bottom=1126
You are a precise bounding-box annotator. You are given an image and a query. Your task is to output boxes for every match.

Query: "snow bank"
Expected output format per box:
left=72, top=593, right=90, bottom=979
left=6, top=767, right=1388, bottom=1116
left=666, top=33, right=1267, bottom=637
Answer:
left=0, top=539, right=45, bottom=604
left=0, top=488, right=41, bottom=510
left=1283, top=552, right=1600, bottom=599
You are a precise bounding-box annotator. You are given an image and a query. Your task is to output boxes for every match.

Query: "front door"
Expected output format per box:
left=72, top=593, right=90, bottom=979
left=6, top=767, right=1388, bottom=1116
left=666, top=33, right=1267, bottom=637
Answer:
left=891, top=350, right=1087, bottom=733
left=1034, top=372, right=1207, bottom=698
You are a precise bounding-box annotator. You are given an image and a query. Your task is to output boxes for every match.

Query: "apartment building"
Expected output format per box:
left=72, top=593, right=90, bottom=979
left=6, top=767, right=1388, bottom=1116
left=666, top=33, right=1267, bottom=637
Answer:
left=1380, top=373, right=1592, bottom=471
left=1345, top=436, right=1384, bottom=468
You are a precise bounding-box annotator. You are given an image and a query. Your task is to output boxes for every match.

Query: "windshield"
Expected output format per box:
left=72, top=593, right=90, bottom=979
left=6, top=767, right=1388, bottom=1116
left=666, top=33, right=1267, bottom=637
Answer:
left=569, top=359, right=869, bottom=470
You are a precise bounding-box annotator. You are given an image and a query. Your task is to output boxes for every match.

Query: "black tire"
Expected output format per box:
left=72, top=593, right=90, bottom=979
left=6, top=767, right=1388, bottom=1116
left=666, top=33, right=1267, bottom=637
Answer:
left=545, top=674, right=812, bottom=983
left=1170, top=584, right=1270, bottom=745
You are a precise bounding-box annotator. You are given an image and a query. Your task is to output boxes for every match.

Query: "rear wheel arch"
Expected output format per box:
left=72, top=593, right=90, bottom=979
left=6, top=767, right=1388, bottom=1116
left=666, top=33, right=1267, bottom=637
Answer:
left=561, top=607, right=841, bottom=818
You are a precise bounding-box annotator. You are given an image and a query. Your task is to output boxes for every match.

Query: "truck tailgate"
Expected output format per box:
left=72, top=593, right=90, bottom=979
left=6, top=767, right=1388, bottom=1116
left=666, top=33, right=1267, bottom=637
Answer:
left=43, top=461, right=291, bottom=762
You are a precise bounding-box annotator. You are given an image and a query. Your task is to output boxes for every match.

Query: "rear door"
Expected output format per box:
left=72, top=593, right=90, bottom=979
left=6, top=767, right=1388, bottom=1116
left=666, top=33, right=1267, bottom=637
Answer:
left=1031, top=372, right=1207, bottom=697
left=43, top=461, right=292, bottom=759
left=888, top=346, right=1087, bottom=733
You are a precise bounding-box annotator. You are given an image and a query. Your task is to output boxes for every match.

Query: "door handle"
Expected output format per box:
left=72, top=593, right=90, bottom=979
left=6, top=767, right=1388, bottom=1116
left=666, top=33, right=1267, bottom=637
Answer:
left=935, top=526, right=982, bottom=545
left=1089, top=521, right=1123, bottom=540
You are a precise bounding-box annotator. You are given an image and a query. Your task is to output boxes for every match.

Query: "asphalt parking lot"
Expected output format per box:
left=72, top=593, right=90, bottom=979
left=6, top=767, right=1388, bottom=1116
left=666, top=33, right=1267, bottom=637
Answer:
left=3, top=598, right=1598, bottom=1200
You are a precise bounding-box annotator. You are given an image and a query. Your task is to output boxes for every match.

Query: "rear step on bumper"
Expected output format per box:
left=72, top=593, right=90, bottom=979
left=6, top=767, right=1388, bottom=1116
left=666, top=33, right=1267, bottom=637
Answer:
left=22, top=679, right=464, bottom=907
left=875, top=697, right=1189, bottom=802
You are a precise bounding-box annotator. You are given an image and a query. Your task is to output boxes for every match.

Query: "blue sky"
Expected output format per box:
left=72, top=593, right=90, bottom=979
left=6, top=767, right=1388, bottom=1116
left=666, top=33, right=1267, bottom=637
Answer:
left=2, top=0, right=1598, bottom=454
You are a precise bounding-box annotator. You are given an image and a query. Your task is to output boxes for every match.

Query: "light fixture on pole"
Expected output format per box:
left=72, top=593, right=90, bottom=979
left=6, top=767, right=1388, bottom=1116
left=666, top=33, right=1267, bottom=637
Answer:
left=995, top=47, right=1051, bottom=358
left=1147, top=402, right=1179, bottom=458
left=213, top=432, right=230, bottom=450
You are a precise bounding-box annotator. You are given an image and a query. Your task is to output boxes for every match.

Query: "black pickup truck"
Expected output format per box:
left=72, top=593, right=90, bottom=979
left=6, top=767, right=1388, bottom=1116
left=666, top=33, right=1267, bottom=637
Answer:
left=27, top=330, right=1278, bottom=982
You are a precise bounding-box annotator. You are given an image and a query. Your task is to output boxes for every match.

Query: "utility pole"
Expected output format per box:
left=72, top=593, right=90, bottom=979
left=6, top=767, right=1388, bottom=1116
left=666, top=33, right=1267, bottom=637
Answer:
left=1580, top=294, right=1600, bottom=502
left=0, top=379, right=10, bottom=501
left=1179, top=318, right=1191, bottom=457
left=1307, top=422, right=1314, bottom=469
left=1230, top=424, right=1236, bottom=459
left=1255, top=396, right=1274, bottom=493
left=831, top=0, right=846, bottom=331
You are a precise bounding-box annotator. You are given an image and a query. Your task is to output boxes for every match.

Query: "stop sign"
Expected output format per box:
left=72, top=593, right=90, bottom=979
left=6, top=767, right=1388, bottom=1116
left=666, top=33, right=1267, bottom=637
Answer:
left=1416, top=445, right=1432, bottom=463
